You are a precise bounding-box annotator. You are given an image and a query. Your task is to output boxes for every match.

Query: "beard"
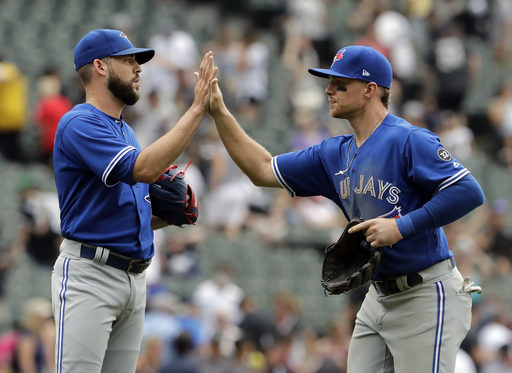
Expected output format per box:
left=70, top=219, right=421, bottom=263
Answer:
left=107, top=68, right=140, bottom=106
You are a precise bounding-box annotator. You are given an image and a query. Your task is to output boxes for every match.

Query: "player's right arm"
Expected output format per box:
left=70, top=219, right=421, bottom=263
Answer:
left=132, top=52, right=216, bottom=184
left=208, top=79, right=281, bottom=188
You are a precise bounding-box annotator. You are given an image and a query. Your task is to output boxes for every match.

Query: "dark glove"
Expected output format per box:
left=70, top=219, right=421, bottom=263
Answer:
left=321, top=218, right=382, bottom=295
left=149, top=164, right=199, bottom=227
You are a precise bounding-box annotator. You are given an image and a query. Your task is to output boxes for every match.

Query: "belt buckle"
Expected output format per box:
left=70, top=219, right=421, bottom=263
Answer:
left=127, top=259, right=149, bottom=274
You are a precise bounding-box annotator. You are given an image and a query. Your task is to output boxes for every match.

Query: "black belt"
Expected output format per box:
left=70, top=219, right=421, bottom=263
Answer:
left=373, top=257, right=456, bottom=296
left=373, top=273, right=424, bottom=296
left=80, top=244, right=151, bottom=274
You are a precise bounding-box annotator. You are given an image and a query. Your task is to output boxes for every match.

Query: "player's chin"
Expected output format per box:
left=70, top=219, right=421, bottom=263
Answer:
left=330, top=108, right=343, bottom=119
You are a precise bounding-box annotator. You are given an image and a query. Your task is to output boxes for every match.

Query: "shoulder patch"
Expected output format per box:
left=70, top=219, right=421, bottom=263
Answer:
left=437, top=148, right=452, bottom=161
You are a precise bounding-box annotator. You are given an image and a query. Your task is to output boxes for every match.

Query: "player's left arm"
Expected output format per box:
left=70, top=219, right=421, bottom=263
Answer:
left=350, top=173, right=485, bottom=247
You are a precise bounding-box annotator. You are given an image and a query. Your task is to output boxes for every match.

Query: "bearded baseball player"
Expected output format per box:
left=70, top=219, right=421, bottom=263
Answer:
left=52, top=29, right=216, bottom=372
left=208, top=45, right=485, bottom=372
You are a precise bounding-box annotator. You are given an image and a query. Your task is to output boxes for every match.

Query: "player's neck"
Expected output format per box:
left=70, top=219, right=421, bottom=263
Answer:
left=86, top=90, right=125, bottom=119
left=352, top=110, right=387, bottom=147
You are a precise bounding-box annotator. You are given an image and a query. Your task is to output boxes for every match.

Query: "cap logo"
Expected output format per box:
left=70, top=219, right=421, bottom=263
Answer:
left=119, top=31, right=129, bottom=40
left=331, top=49, right=346, bottom=67
left=362, top=69, right=370, bottom=76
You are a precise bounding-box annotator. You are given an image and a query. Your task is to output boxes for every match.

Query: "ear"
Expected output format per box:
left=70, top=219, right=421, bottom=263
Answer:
left=364, top=82, right=379, bottom=98
left=92, top=59, right=108, bottom=77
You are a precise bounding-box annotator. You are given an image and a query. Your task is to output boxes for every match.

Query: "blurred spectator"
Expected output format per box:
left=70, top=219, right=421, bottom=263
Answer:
left=238, top=296, right=276, bottom=353
left=353, top=15, right=389, bottom=64
left=10, top=175, right=61, bottom=268
left=480, top=255, right=512, bottom=308
left=488, top=0, right=512, bottom=68
left=164, top=230, right=201, bottom=279
left=426, top=19, right=471, bottom=111
left=401, top=100, right=428, bottom=128
left=176, top=301, right=210, bottom=350
left=282, top=0, right=330, bottom=65
left=0, top=226, right=14, bottom=298
left=231, top=338, right=260, bottom=373
left=488, top=82, right=512, bottom=168
left=262, top=335, right=294, bottom=373
left=137, top=337, right=162, bottom=373
left=130, top=89, right=179, bottom=149
left=202, top=21, right=244, bottom=110
left=271, top=291, right=303, bottom=340
left=281, top=33, right=325, bottom=113
left=345, top=0, right=380, bottom=41
left=436, top=110, right=475, bottom=161
left=270, top=291, right=305, bottom=370
left=11, top=297, right=55, bottom=373
left=33, top=68, right=73, bottom=167
left=234, top=26, right=270, bottom=121
left=455, top=347, right=478, bottom=373
left=295, top=328, right=343, bottom=373
left=109, top=12, right=135, bottom=38
left=198, top=334, right=236, bottom=373
left=142, top=291, right=184, bottom=367
left=144, top=19, right=199, bottom=106
left=145, top=229, right=168, bottom=291
left=374, top=8, right=418, bottom=81
left=159, top=331, right=200, bottom=373
left=420, top=94, right=444, bottom=133
left=480, top=343, right=512, bottom=373
left=290, top=109, right=329, bottom=152
left=316, top=318, right=352, bottom=372
left=213, top=309, right=243, bottom=358
left=192, top=262, right=244, bottom=341
left=0, top=57, right=28, bottom=163
left=481, top=199, right=512, bottom=260
left=285, top=196, right=343, bottom=231
left=201, top=126, right=264, bottom=239
left=475, top=305, right=512, bottom=367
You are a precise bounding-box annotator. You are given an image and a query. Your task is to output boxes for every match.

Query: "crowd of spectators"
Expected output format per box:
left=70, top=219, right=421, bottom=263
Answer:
left=1, top=0, right=512, bottom=372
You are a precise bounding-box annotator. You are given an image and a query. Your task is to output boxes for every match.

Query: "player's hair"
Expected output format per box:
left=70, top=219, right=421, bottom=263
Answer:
left=77, top=64, right=93, bottom=85
left=380, top=87, right=390, bottom=109
left=77, top=56, right=113, bottom=86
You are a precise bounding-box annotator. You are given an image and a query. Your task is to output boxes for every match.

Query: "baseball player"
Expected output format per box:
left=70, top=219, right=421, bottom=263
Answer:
left=52, top=29, right=216, bottom=372
left=208, top=45, right=485, bottom=372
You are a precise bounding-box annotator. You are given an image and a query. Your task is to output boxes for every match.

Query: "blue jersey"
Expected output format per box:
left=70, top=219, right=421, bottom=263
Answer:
left=53, top=103, right=154, bottom=260
left=272, top=113, right=469, bottom=279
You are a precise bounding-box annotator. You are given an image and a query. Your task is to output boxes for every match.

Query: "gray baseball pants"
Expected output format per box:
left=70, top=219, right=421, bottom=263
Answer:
left=348, top=259, right=475, bottom=373
left=51, top=239, right=147, bottom=373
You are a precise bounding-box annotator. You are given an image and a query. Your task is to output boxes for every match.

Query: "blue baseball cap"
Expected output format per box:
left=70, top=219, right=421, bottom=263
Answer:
left=308, top=45, right=393, bottom=89
left=74, top=29, right=155, bottom=71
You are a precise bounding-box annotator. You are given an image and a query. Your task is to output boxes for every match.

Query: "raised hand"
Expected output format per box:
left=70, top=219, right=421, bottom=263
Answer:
left=192, top=51, right=218, bottom=112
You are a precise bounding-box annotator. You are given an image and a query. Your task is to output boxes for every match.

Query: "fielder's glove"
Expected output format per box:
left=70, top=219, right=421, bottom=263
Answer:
left=149, top=163, right=199, bottom=227
left=321, top=218, right=383, bottom=295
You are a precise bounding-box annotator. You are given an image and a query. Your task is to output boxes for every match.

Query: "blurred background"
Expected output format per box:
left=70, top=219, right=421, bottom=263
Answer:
left=0, top=0, right=511, bottom=372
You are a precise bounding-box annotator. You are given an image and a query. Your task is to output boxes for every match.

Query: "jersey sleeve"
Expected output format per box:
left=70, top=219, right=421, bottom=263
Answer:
left=60, top=115, right=140, bottom=186
left=272, top=144, right=340, bottom=202
left=404, top=129, right=469, bottom=194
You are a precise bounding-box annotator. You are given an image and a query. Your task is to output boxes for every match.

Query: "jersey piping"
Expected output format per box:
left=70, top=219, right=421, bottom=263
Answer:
left=435, top=169, right=469, bottom=194
left=102, top=145, right=137, bottom=186
left=272, top=156, right=295, bottom=197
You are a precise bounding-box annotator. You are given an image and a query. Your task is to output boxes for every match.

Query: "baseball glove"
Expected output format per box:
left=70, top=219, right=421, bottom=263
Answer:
left=321, top=218, right=383, bottom=295
left=149, top=163, right=199, bottom=227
